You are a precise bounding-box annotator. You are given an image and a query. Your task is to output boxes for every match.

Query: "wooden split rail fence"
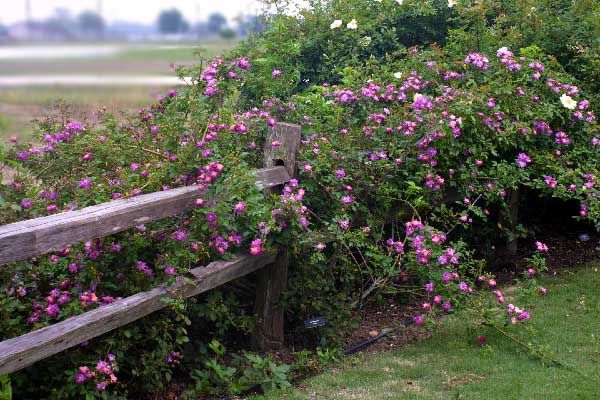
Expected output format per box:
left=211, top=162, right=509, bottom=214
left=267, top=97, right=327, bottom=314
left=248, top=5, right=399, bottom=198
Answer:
left=0, top=122, right=301, bottom=376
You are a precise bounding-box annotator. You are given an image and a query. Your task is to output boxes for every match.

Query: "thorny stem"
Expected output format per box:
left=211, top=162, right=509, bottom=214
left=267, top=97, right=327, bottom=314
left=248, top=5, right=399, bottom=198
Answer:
left=377, top=194, right=421, bottom=221
left=352, top=276, right=389, bottom=308
left=306, top=207, right=370, bottom=299
left=483, top=322, right=562, bottom=366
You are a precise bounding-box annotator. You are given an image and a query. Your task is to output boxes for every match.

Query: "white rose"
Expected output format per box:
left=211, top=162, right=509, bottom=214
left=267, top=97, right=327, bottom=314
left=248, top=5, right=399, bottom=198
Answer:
left=393, top=72, right=403, bottom=79
left=560, top=93, right=577, bottom=110
left=347, top=19, right=358, bottom=30
left=448, top=0, right=457, bottom=7
left=330, top=19, right=343, bottom=29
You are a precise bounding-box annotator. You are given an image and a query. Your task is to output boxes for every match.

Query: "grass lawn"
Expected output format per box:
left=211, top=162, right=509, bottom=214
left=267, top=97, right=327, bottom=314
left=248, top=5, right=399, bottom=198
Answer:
left=254, top=266, right=600, bottom=399
left=0, top=41, right=233, bottom=76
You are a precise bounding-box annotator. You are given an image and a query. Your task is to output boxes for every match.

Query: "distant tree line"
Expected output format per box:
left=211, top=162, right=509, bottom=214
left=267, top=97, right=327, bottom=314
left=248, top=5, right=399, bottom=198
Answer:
left=0, top=7, right=265, bottom=42
left=157, top=8, right=265, bottom=39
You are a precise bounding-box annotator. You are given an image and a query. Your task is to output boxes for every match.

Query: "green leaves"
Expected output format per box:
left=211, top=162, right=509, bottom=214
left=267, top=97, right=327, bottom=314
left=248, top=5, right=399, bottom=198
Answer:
left=0, top=1, right=598, bottom=398
left=0, top=376, right=11, bottom=400
left=188, top=340, right=291, bottom=396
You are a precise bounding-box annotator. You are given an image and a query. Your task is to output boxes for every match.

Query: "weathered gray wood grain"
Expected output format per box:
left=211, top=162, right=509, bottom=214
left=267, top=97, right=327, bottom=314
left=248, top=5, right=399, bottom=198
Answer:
left=263, top=122, right=301, bottom=177
left=0, top=166, right=289, bottom=266
left=254, top=122, right=301, bottom=350
left=253, top=166, right=290, bottom=191
left=0, top=253, right=276, bottom=375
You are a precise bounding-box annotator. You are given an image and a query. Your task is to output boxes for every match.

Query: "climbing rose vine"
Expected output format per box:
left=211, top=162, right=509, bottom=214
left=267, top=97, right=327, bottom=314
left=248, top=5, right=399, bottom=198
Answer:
left=0, top=43, right=598, bottom=397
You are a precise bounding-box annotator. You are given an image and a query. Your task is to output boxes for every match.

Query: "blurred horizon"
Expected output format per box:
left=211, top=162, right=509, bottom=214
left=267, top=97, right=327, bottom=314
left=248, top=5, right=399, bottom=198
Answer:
left=0, top=0, right=262, bottom=25
left=0, top=1, right=265, bottom=144
left=0, top=0, right=264, bottom=43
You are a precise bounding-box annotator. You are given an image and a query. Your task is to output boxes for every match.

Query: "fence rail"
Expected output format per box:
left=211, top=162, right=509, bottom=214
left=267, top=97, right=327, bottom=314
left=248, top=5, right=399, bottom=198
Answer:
left=0, top=123, right=301, bottom=375
left=0, top=254, right=275, bottom=375
left=0, top=166, right=290, bottom=266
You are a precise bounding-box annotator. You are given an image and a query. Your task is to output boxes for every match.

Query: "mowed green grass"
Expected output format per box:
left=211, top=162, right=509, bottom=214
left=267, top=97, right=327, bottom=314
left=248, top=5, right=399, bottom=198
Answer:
left=254, top=266, right=600, bottom=400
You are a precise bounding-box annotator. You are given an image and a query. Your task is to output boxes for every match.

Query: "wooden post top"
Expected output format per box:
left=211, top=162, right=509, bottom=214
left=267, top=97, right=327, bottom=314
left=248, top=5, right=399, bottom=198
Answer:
left=263, top=122, right=302, bottom=178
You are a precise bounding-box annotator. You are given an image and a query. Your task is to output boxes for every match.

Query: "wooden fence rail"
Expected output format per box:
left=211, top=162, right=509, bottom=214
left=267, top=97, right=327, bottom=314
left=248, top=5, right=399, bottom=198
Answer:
left=0, top=123, right=301, bottom=375
left=0, top=254, right=275, bottom=375
left=0, top=166, right=290, bottom=266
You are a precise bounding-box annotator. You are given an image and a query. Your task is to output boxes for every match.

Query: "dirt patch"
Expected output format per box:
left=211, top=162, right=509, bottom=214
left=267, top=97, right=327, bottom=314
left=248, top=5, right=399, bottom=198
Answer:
left=491, top=233, right=600, bottom=284
left=341, top=301, right=431, bottom=355
left=544, top=234, right=600, bottom=270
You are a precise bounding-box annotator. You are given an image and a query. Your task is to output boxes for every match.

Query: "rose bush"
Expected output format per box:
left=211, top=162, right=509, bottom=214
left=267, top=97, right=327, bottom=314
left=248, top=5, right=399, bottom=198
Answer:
left=274, top=44, right=596, bottom=336
left=0, top=58, right=307, bottom=397
left=447, top=0, right=600, bottom=107
left=1, top=1, right=599, bottom=398
left=238, top=0, right=599, bottom=110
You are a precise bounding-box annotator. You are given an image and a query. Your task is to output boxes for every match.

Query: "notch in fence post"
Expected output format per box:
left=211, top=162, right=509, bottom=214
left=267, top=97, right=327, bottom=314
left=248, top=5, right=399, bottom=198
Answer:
left=253, top=122, right=301, bottom=351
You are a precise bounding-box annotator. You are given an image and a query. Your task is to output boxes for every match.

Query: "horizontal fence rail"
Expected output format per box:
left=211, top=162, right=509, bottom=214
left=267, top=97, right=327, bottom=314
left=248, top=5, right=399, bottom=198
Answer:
left=0, top=253, right=276, bottom=375
left=0, top=122, right=302, bottom=376
left=0, top=166, right=290, bottom=266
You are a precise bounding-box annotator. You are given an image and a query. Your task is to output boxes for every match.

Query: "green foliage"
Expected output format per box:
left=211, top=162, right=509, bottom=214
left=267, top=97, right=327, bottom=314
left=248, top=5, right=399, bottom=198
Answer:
left=237, top=0, right=600, bottom=109
left=190, top=290, right=255, bottom=337
left=1, top=1, right=599, bottom=398
left=235, top=0, right=456, bottom=104
left=186, top=340, right=290, bottom=396
left=315, top=347, right=342, bottom=366
left=0, top=376, right=11, bottom=400
left=446, top=0, right=600, bottom=106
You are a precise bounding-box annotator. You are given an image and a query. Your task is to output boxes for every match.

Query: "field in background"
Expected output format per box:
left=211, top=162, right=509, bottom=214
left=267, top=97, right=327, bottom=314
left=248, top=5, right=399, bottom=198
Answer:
left=0, top=41, right=233, bottom=141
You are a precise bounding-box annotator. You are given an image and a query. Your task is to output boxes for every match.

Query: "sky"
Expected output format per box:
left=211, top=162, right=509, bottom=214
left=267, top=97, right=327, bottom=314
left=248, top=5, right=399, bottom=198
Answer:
left=0, top=0, right=263, bottom=25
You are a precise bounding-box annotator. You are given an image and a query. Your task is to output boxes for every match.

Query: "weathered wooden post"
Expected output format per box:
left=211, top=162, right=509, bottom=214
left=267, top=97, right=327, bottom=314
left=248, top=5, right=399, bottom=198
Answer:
left=506, top=188, right=520, bottom=256
left=253, top=122, right=301, bottom=350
